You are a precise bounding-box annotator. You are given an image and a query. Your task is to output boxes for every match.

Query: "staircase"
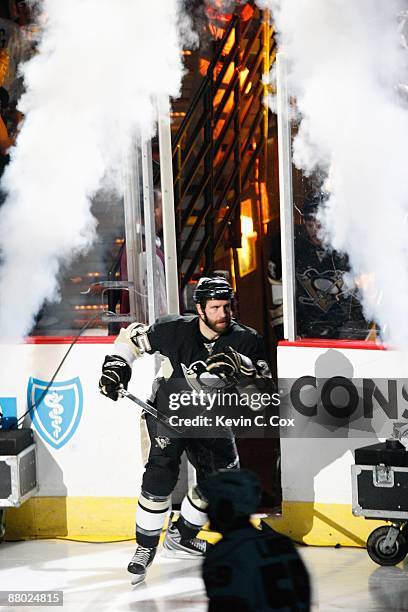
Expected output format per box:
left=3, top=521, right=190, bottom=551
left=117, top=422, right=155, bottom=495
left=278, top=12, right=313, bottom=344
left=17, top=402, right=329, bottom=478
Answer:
left=170, top=4, right=276, bottom=300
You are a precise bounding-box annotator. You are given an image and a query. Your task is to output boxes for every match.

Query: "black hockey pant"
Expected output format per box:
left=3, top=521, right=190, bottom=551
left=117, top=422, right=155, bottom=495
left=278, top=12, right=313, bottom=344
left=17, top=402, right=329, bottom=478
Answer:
left=136, top=413, right=239, bottom=548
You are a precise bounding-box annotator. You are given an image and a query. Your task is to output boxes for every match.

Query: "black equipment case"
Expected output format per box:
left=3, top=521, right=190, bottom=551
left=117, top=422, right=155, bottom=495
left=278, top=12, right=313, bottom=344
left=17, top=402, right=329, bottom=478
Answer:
left=0, top=429, right=38, bottom=507
left=352, top=439, right=408, bottom=520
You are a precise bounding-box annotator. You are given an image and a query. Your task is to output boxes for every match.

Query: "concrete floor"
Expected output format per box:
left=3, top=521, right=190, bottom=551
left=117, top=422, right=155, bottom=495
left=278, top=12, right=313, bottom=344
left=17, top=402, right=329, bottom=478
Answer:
left=0, top=539, right=408, bottom=611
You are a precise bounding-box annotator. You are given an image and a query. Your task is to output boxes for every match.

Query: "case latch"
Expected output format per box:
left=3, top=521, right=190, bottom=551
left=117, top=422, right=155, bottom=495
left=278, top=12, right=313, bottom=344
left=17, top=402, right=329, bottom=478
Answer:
left=373, top=464, right=394, bottom=488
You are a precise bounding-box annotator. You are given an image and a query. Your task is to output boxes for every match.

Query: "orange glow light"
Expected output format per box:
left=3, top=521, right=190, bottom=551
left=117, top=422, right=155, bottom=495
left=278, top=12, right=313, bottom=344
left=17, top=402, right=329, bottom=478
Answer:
left=199, top=58, right=210, bottom=77
left=237, top=199, right=257, bottom=277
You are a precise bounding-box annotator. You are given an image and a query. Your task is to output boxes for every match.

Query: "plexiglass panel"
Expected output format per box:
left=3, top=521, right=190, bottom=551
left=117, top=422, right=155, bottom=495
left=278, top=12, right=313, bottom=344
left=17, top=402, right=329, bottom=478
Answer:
left=292, top=171, right=370, bottom=340
left=30, top=141, right=166, bottom=337
left=29, top=189, right=128, bottom=336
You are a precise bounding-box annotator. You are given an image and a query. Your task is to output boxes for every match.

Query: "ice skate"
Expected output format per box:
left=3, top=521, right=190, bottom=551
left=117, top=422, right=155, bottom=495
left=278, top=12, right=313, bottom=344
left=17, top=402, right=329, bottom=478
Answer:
left=127, top=545, right=156, bottom=585
left=162, top=522, right=209, bottom=559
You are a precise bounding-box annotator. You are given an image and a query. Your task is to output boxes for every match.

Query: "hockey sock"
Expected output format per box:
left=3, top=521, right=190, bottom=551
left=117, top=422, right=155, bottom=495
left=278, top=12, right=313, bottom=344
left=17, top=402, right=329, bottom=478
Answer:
left=136, top=490, right=170, bottom=548
left=176, top=486, right=208, bottom=539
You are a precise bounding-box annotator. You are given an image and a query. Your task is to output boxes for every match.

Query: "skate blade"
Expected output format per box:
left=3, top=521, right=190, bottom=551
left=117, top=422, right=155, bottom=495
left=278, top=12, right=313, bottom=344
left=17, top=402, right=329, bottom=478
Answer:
left=161, top=547, right=204, bottom=560
left=130, top=573, right=146, bottom=586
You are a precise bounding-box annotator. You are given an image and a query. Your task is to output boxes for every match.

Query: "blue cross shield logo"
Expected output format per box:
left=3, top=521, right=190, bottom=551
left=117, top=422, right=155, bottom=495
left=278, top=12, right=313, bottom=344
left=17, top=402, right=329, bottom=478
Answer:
left=27, top=377, right=83, bottom=449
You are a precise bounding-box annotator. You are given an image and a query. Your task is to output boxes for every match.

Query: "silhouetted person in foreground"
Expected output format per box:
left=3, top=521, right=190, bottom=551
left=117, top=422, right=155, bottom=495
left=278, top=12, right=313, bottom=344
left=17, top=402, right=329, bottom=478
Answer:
left=201, top=470, right=311, bottom=612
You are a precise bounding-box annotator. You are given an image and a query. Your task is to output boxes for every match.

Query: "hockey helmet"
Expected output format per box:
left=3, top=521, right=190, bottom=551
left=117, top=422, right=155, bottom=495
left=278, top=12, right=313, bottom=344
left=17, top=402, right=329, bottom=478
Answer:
left=200, top=469, right=261, bottom=524
left=303, top=196, right=319, bottom=220
left=193, top=276, right=234, bottom=304
left=303, top=191, right=329, bottom=220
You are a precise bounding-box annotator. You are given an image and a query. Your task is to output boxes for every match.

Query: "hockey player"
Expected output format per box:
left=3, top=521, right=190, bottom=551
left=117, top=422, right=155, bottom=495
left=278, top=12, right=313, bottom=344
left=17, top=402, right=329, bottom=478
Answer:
left=201, top=469, right=311, bottom=611
left=268, top=196, right=367, bottom=339
left=99, top=276, right=272, bottom=585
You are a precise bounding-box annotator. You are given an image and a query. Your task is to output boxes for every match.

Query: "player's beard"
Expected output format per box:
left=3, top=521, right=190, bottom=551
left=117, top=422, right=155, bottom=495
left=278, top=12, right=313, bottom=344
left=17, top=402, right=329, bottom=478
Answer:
left=202, top=312, right=231, bottom=335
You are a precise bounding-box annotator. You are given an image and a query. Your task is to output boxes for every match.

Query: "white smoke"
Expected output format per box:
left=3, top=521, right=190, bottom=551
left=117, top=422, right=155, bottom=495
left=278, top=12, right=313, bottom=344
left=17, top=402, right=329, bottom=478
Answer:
left=0, top=0, right=195, bottom=341
left=260, top=0, right=408, bottom=348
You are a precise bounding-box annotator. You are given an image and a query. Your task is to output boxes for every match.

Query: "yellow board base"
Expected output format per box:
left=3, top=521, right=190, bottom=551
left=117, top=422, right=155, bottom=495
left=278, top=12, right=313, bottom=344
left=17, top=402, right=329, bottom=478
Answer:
left=5, top=497, right=221, bottom=543
left=6, top=497, right=389, bottom=547
left=5, top=497, right=138, bottom=541
left=265, top=501, right=388, bottom=547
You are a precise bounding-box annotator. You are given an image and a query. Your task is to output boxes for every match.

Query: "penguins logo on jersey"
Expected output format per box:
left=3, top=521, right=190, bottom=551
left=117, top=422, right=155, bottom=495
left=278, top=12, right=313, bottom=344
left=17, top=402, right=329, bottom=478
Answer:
left=297, top=268, right=346, bottom=313
left=182, top=360, right=226, bottom=394
left=155, top=436, right=171, bottom=449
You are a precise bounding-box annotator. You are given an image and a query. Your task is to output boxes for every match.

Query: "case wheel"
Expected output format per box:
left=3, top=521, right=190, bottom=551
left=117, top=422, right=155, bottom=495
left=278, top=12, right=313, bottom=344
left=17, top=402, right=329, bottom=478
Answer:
left=367, top=526, right=407, bottom=566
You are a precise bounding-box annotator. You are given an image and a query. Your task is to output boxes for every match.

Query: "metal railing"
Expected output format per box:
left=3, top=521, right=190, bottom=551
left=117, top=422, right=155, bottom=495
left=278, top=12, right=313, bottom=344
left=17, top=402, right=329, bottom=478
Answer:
left=173, top=5, right=276, bottom=291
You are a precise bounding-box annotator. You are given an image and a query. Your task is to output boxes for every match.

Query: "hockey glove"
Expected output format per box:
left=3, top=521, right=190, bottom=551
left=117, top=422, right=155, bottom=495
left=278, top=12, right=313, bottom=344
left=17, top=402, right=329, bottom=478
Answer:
left=99, top=355, right=132, bottom=401
left=205, top=347, right=257, bottom=388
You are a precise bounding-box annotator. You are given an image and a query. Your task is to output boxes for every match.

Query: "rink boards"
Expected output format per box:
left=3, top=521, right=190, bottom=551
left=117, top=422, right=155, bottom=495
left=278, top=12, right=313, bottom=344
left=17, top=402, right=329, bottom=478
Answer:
left=2, top=337, right=150, bottom=540
left=268, top=340, right=407, bottom=546
left=2, top=337, right=402, bottom=544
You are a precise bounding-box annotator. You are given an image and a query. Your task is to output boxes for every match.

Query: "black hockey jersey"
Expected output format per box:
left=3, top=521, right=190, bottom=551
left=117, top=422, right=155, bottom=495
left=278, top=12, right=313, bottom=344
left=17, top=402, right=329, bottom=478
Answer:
left=146, top=314, right=266, bottom=377
left=294, top=229, right=366, bottom=338
left=269, top=228, right=367, bottom=339
left=144, top=314, right=269, bottom=417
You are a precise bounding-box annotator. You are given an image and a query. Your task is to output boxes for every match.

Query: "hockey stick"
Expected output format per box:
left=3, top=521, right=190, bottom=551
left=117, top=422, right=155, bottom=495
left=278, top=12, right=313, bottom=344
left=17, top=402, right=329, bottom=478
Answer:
left=118, top=388, right=186, bottom=434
